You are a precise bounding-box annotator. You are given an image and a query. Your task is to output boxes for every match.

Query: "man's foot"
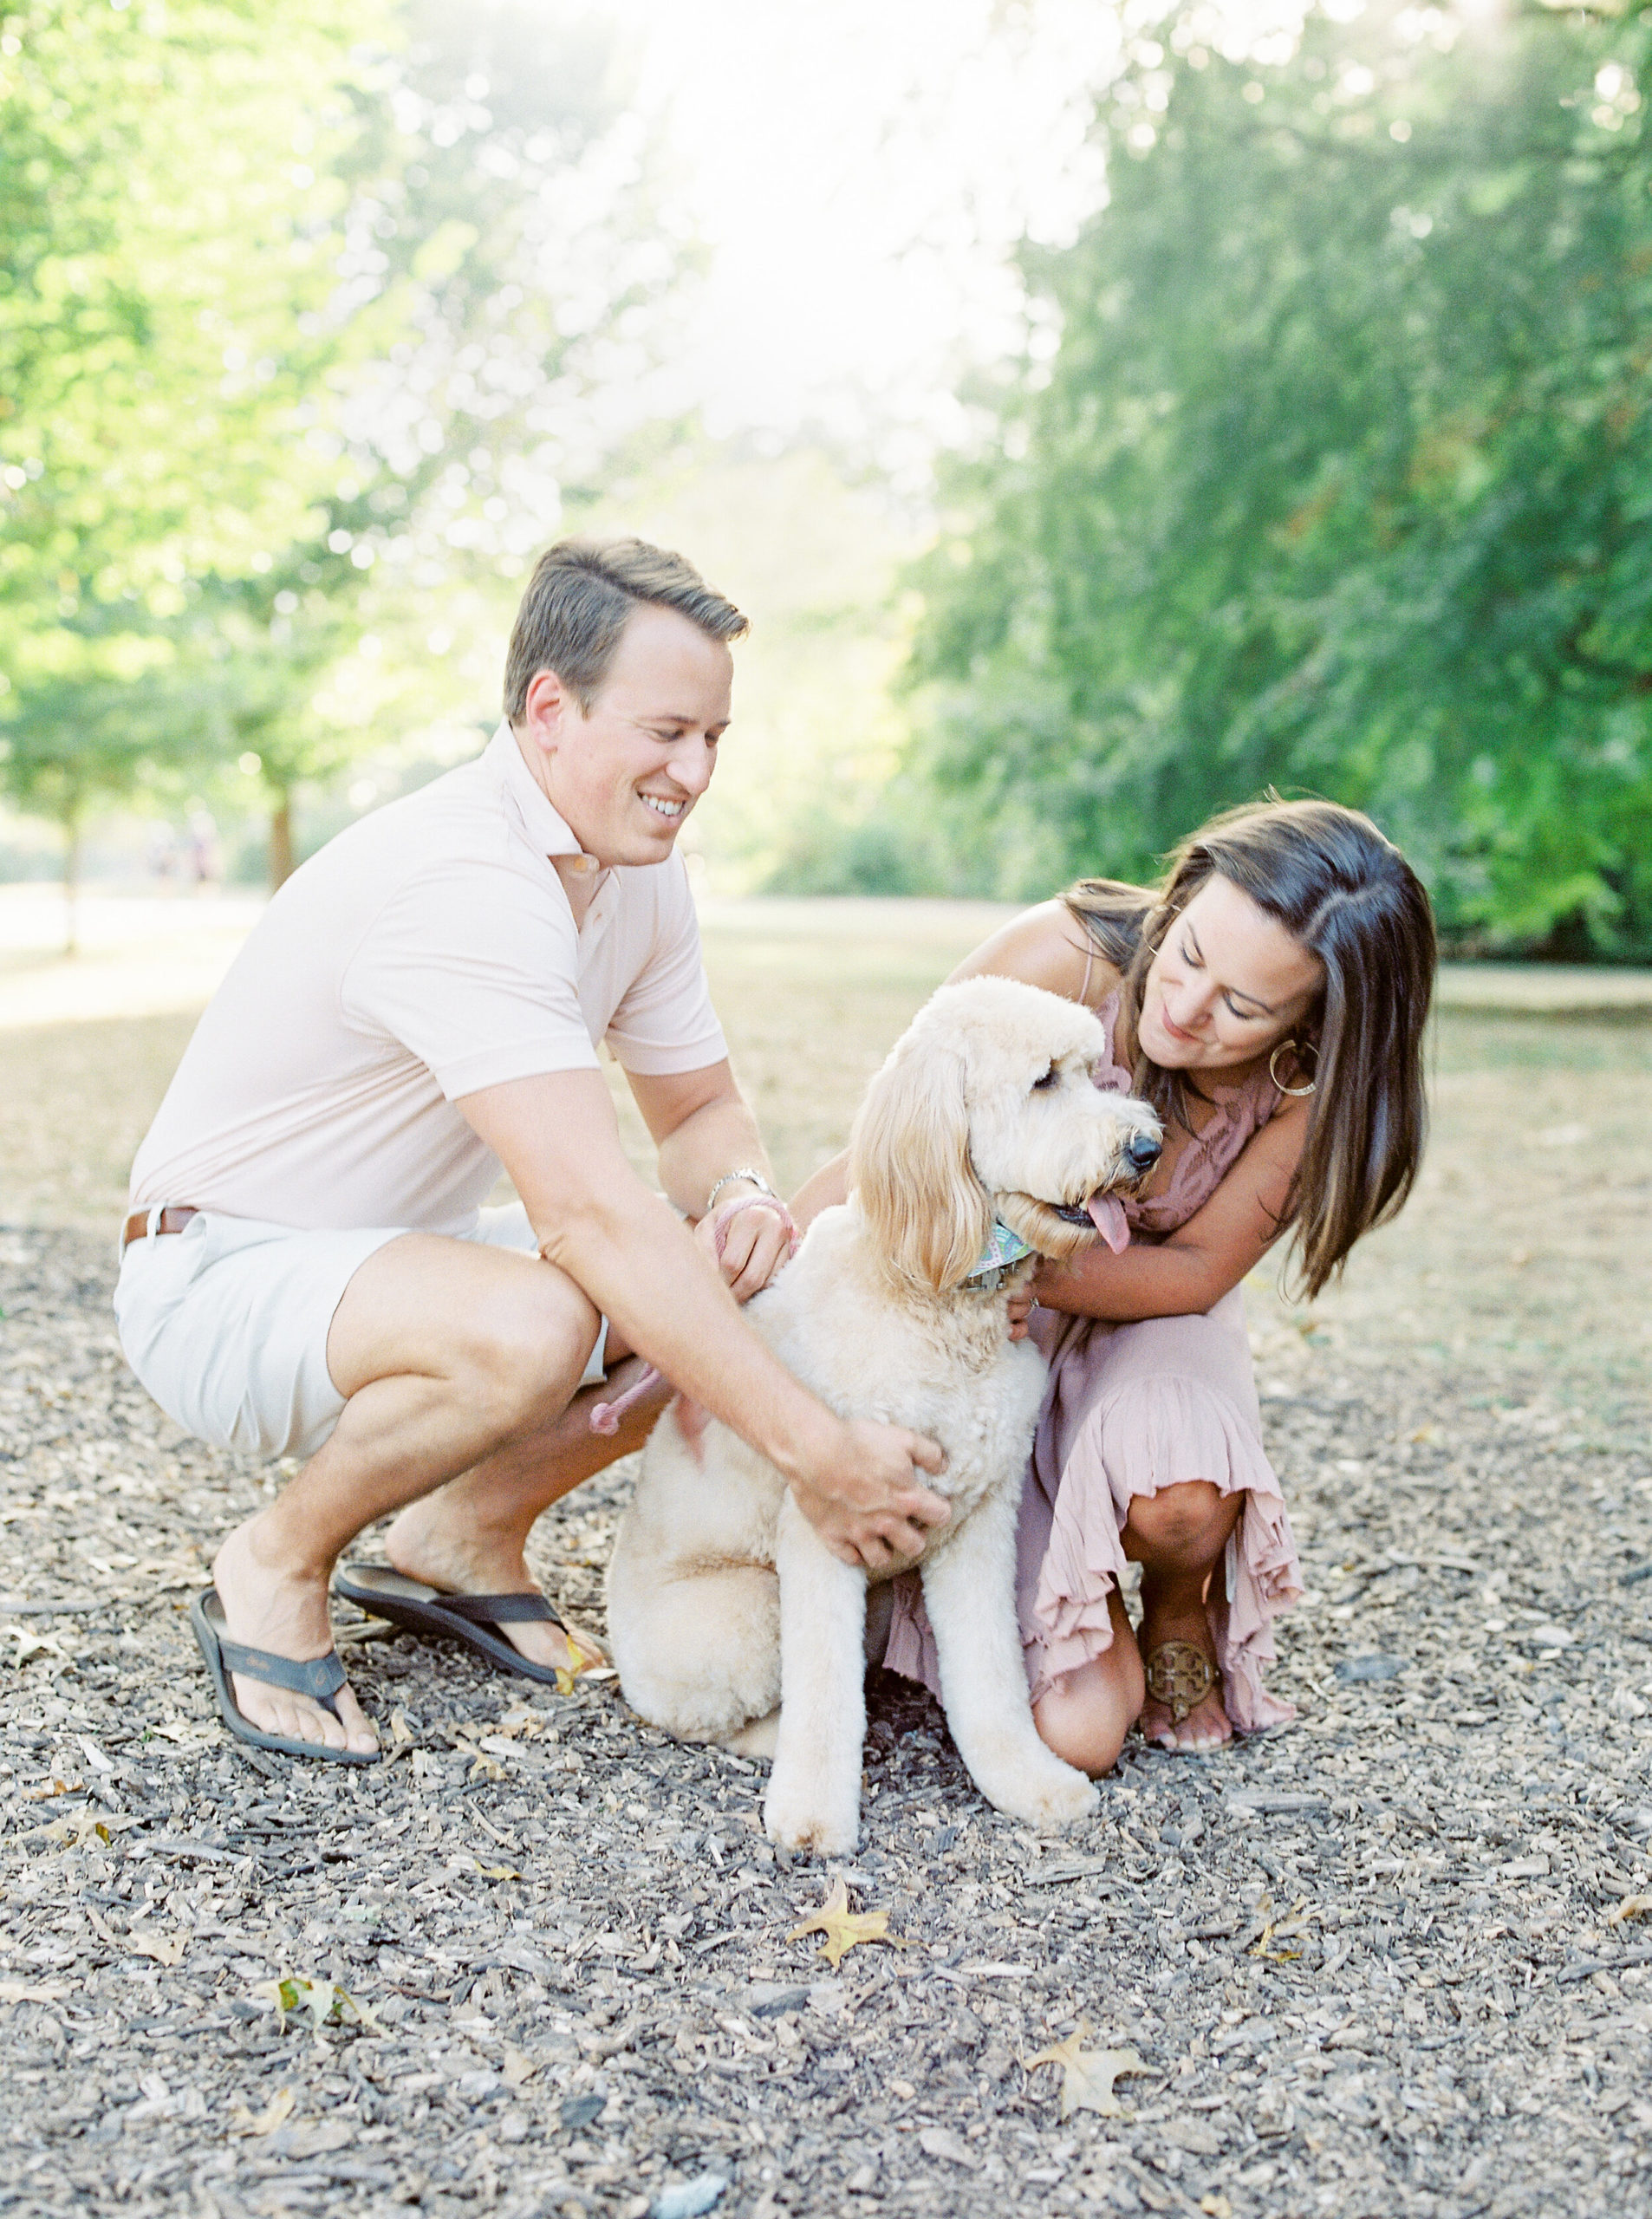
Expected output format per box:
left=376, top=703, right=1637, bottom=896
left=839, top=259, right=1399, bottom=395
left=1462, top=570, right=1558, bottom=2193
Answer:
left=1136, top=1587, right=1232, bottom=1754
left=211, top=1518, right=379, bottom=1758
left=381, top=1496, right=602, bottom=1676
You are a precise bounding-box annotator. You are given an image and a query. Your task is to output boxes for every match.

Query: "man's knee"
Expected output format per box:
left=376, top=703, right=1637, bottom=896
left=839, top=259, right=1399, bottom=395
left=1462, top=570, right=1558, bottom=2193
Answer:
left=458, top=1272, right=600, bottom=1430
left=1126, top=1480, right=1233, bottom=1562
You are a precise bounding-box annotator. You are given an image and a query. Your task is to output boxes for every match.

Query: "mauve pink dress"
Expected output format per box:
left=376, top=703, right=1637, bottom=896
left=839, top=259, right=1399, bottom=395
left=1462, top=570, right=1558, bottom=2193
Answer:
left=882, top=988, right=1304, bottom=1733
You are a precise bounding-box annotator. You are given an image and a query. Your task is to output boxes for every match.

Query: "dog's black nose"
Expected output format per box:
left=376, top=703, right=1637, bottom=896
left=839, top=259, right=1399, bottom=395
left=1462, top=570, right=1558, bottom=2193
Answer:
left=1126, top=1132, right=1162, bottom=1170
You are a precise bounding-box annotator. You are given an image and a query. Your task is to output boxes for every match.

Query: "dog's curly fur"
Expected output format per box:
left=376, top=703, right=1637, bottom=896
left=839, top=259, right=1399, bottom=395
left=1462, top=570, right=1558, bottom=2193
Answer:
left=606, top=976, right=1162, bottom=1854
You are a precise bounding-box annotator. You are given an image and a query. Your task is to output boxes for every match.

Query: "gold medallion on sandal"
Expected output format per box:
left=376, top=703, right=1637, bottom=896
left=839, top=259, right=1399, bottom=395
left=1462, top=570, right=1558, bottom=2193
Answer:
left=1144, top=1640, right=1216, bottom=1724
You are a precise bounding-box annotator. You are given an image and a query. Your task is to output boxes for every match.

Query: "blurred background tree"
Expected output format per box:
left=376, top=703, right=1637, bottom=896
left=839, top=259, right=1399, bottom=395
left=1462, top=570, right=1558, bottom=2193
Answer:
left=910, top=0, right=1652, bottom=956
left=9, top=0, right=1652, bottom=954
left=0, top=0, right=377, bottom=925
left=0, top=0, right=687, bottom=918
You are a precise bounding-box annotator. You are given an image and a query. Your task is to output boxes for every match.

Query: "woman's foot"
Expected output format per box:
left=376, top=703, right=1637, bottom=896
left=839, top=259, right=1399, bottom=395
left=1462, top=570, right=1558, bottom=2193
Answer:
left=381, top=1495, right=603, bottom=1676
left=211, top=1517, right=379, bottom=1758
left=1136, top=1583, right=1232, bottom=1754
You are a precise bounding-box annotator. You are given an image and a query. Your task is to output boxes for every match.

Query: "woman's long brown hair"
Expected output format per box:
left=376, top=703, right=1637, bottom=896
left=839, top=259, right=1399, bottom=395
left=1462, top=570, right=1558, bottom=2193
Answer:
left=1063, top=798, right=1436, bottom=1300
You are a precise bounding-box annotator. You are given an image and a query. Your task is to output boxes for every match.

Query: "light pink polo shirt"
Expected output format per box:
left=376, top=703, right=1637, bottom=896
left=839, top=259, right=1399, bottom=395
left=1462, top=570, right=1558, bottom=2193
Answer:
left=129, top=725, right=726, bottom=1233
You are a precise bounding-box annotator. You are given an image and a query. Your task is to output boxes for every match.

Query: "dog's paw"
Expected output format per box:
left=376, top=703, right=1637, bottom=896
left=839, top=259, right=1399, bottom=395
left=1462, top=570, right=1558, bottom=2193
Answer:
left=764, top=1775, right=859, bottom=1858
left=984, top=1759, right=1100, bottom=1832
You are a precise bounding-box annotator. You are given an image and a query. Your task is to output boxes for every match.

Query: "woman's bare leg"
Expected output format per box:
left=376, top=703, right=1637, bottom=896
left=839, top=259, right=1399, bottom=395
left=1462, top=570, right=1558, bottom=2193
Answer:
left=1124, top=1480, right=1243, bottom=1754
left=1031, top=1587, right=1144, bottom=1776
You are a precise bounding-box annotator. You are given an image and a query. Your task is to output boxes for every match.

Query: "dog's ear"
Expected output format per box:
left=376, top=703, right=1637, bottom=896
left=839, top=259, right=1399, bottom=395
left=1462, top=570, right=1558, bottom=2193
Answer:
left=849, top=1040, right=992, bottom=1292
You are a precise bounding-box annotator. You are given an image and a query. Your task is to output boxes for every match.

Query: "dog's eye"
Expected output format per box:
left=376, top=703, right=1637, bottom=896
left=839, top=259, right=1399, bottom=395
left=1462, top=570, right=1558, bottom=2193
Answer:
left=1032, top=1063, right=1061, bottom=1092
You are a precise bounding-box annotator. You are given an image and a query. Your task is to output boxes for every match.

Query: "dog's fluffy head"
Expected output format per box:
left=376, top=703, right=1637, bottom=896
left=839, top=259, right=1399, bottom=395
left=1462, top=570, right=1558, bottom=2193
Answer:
left=849, top=975, right=1162, bottom=1293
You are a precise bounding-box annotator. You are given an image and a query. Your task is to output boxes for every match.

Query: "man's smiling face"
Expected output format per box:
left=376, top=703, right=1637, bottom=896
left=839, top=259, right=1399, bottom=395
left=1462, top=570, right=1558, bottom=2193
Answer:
left=517, top=601, right=733, bottom=869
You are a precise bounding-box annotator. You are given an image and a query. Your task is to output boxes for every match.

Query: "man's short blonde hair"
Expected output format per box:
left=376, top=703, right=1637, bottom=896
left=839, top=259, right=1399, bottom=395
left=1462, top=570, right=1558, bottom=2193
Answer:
left=504, top=537, right=749, bottom=719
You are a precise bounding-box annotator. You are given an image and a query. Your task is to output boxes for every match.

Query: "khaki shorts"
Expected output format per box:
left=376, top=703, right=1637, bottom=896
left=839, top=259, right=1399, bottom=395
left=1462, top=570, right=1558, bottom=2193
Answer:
left=114, top=1202, right=607, bottom=1462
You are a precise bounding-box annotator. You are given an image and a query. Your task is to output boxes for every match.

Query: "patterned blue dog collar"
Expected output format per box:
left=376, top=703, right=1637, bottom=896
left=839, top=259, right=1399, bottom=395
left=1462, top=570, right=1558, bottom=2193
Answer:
left=961, top=1219, right=1035, bottom=1291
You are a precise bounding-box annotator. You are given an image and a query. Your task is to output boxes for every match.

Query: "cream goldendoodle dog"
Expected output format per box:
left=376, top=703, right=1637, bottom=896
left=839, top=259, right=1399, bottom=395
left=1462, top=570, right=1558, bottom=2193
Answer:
left=606, top=976, right=1162, bottom=1854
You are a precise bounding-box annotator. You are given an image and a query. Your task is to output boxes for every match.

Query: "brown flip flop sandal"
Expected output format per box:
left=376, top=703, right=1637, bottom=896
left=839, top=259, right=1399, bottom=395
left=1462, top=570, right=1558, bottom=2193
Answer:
left=190, top=1587, right=380, bottom=1766
left=332, top=1564, right=586, bottom=1685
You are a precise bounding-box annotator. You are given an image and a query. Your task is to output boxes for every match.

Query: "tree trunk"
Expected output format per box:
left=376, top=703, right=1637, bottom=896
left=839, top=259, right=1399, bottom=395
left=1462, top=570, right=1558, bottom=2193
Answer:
left=269, top=787, right=295, bottom=890
left=62, top=804, right=81, bottom=958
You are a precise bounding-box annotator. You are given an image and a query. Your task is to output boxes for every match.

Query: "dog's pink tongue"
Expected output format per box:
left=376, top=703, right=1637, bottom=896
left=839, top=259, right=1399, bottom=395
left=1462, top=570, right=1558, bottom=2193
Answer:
left=1085, top=1193, right=1131, bottom=1253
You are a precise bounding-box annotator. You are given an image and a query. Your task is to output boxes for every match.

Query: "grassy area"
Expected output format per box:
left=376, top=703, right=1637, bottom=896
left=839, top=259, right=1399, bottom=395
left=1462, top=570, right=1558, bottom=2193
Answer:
left=2, top=897, right=1647, bottom=1421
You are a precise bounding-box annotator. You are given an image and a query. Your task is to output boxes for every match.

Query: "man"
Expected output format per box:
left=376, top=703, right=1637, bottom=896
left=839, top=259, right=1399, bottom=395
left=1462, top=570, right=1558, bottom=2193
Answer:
left=117, top=537, right=946, bottom=1762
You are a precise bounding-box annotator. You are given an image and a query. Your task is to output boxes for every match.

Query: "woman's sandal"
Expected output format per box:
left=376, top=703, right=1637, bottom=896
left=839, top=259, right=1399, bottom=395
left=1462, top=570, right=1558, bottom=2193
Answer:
left=1142, top=1638, right=1223, bottom=1754
left=190, top=1587, right=380, bottom=1766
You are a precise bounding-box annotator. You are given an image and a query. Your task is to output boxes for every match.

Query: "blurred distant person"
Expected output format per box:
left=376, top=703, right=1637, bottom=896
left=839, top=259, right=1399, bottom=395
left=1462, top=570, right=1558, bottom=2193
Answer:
left=114, top=538, right=947, bottom=1765
left=146, top=824, right=177, bottom=890
left=186, top=810, right=220, bottom=893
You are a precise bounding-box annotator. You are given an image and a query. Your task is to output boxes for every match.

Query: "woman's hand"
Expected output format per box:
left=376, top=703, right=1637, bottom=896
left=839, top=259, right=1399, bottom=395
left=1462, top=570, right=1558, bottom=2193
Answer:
left=694, top=1195, right=795, bottom=1302
left=1006, top=1285, right=1036, bottom=1341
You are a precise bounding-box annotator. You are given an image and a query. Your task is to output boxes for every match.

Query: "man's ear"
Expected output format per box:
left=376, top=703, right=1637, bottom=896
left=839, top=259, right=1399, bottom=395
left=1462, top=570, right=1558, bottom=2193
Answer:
left=520, top=667, right=577, bottom=752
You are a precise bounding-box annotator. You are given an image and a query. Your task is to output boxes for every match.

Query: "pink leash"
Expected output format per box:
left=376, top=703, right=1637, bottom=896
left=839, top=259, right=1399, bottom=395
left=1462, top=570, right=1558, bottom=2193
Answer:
left=587, top=1194, right=799, bottom=1435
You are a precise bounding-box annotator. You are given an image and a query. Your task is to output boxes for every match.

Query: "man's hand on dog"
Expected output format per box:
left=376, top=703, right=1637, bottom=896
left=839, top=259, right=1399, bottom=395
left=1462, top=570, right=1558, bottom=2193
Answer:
left=790, top=1419, right=950, bottom=1574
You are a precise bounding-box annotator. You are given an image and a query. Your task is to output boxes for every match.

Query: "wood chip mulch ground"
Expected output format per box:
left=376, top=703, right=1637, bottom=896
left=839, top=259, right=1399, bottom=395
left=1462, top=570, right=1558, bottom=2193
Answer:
left=3, top=1228, right=1651, bottom=2219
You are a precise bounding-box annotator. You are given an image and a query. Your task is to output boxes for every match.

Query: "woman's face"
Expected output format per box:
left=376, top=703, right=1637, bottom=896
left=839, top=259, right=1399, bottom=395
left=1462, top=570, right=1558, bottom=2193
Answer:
left=1137, top=873, right=1324, bottom=1075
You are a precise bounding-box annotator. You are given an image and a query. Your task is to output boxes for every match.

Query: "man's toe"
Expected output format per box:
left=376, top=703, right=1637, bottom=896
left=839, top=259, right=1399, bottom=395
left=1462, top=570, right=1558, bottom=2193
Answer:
left=334, top=1689, right=379, bottom=1754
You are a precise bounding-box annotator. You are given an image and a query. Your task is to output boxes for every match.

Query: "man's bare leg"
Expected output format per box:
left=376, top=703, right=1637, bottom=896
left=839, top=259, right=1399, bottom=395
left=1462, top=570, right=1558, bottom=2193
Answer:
left=380, top=1354, right=670, bottom=1669
left=211, top=1235, right=654, bottom=1755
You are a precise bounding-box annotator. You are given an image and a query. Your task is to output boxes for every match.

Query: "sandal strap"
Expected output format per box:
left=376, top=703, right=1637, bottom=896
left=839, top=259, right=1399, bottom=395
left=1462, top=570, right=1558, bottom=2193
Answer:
left=1145, top=1640, right=1216, bottom=1724
left=434, top=1591, right=563, bottom=1627
left=215, top=1637, right=347, bottom=1704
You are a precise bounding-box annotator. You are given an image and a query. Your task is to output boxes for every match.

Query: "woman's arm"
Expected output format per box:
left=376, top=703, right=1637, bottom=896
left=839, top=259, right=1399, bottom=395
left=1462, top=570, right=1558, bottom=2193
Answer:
left=948, top=901, right=1109, bottom=1001
left=791, top=1149, right=849, bottom=1231
left=1032, top=1099, right=1311, bottom=1323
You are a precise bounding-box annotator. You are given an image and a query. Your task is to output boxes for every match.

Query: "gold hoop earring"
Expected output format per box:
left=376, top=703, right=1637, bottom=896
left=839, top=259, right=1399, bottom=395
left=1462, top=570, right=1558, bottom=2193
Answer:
left=1269, top=1039, right=1317, bottom=1097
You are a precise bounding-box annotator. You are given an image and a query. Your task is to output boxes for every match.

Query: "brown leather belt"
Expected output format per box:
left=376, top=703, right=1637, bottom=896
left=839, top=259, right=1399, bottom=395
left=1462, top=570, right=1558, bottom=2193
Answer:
left=120, top=1206, right=199, bottom=1252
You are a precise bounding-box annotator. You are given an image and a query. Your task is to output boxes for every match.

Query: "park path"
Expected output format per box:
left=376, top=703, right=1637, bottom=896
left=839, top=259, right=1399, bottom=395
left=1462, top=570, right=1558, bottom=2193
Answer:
left=1, top=1227, right=1650, bottom=2219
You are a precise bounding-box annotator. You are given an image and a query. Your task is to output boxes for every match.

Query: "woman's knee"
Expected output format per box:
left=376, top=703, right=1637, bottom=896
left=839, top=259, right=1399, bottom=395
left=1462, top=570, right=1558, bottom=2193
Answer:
left=1125, top=1479, right=1236, bottom=1564
left=1034, top=1647, right=1144, bottom=1778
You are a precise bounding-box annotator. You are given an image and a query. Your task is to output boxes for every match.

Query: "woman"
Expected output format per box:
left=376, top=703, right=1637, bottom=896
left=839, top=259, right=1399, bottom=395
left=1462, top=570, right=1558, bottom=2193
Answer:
left=794, top=798, right=1434, bottom=1767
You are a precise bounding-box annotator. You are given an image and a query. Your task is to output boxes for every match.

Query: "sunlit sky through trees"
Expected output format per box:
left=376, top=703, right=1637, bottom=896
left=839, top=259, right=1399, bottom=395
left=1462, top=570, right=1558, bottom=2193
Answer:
left=607, top=0, right=1312, bottom=483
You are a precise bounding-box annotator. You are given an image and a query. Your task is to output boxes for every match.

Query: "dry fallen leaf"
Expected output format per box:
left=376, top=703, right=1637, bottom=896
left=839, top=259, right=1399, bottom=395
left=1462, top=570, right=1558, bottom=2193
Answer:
left=475, top=1862, right=523, bottom=1881
left=3, top=1624, right=68, bottom=1666
left=916, top=2125, right=979, bottom=2170
left=0, top=1979, right=70, bottom=2005
left=1250, top=1895, right=1311, bottom=1962
left=22, top=1775, right=81, bottom=1800
left=502, top=2045, right=537, bottom=2087
left=150, top=1719, right=211, bottom=1747
left=252, top=1975, right=383, bottom=2036
left=1608, top=1895, right=1652, bottom=1924
left=1023, top=2021, right=1152, bottom=2120
left=127, top=1926, right=189, bottom=1966
left=388, top=1710, right=415, bottom=1747
left=41, top=1811, right=140, bottom=1851
left=1201, top=2197, right=1234, bottom=2218
left=230, top=2086, right=296, bottom=2137
left=786, top=1874, right=913, bottom=1971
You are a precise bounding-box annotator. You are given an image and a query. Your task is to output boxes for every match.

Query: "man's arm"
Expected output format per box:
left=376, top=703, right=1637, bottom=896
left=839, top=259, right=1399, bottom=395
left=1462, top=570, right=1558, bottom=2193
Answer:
left=627, top=1061, right=790, bottom=1300
left=458, top=1068, right=948, bottom=1570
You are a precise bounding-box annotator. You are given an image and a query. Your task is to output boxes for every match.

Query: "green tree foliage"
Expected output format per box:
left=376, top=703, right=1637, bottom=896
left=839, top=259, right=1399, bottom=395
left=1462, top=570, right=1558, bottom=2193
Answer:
left=911, top=2, right=1652, bottom=954
left=0, top=0, right=393, bottom=908
left=0, top=0, right=686, bottom=908
left=195, top=1, right=688, bottom=882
